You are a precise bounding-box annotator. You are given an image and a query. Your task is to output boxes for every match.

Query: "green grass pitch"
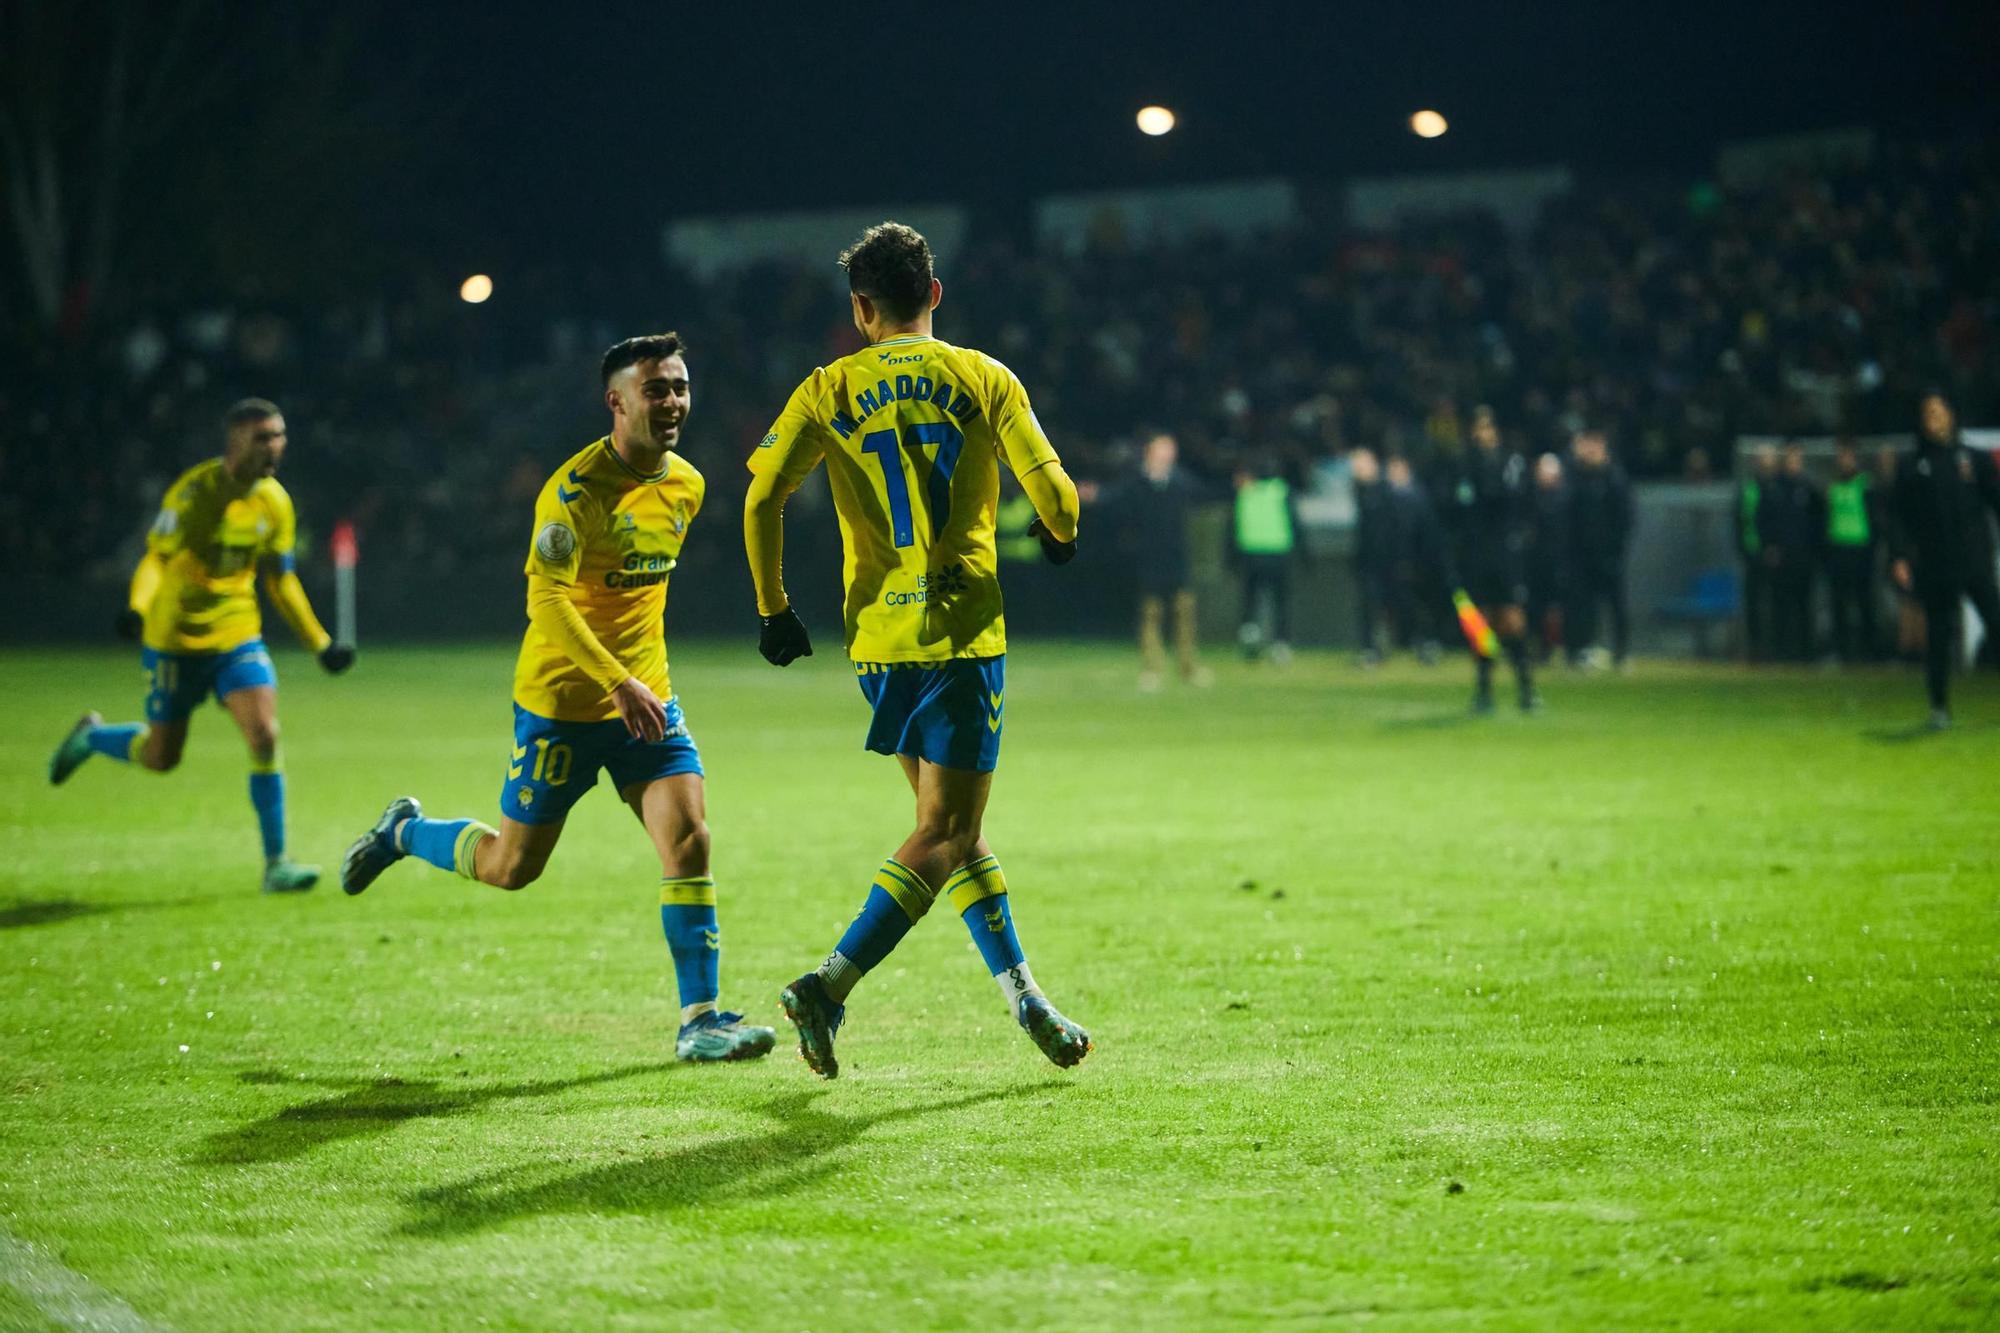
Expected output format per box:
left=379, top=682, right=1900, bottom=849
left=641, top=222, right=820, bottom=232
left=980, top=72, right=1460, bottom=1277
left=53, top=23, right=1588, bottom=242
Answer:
left=2, top=642, right=1996, bottom=1329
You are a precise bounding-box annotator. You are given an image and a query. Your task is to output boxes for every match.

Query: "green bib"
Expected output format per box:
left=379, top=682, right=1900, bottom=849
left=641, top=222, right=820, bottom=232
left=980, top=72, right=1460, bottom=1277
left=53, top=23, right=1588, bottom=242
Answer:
left=1827, top=476, right=1869, bottom=547
left=1235, top=478, right=1294, bottom=555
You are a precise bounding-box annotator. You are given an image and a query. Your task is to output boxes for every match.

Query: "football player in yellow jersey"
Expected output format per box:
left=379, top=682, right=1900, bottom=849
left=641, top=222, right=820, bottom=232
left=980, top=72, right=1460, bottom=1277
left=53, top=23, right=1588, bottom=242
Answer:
left=48, top=398, right=354, bottom=894
left=745, top=222, right=1093, bottom=1078
left=337, top=335, right=775, bottom=1064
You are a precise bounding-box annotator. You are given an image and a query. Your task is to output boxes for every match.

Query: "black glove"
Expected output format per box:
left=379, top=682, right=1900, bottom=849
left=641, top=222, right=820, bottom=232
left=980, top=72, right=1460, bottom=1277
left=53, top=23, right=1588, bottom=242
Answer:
left=1027, top=516, right=1078, bottom=566
left=114, top=608, right=144, bottom=641
left=758, top=607, right=813, bottom=666
left=318, top=644, right=356, bottom=675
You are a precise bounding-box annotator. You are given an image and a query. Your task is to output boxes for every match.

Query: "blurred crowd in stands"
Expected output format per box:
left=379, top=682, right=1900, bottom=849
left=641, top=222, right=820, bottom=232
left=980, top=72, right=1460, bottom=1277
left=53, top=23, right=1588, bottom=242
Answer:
left=7, top=135, right=1996, bottom=626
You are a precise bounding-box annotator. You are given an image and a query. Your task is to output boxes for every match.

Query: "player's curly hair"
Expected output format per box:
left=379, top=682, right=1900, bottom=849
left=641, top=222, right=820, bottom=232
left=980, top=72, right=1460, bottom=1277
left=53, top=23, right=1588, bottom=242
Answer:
left=839, top=222, right=933, bottom=321
left=600, top=333, right=688, bottom=386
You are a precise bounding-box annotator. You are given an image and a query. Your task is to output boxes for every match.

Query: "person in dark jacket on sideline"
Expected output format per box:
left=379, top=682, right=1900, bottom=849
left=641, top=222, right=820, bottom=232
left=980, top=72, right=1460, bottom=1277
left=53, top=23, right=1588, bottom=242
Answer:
left=1448, top=407, right=1539, bottom=711
left=1564, top=428, right=1635, bottom=669
left=1527, top=452, right=1569, bottom=661
left=1386, top=454, right=1446, bottom=662
left=1759, top=441, right=1825, bottom=662
left=1737, top=444, right=1779, bottom=660
left=1099, top=432, right=1215, bottom=691
left=1891, top=391, right=2000, bottom=728
left=1350, top=447, right=1395, bottom=665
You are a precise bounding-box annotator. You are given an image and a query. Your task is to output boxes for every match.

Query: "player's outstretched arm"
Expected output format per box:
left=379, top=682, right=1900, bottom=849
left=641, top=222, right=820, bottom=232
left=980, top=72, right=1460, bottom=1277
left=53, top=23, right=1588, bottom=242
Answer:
left=743, top=469, right=813, bottom=665
left=1020, top=459, right=1082, bottom=564
left=262, top=559, right=348, bottom=671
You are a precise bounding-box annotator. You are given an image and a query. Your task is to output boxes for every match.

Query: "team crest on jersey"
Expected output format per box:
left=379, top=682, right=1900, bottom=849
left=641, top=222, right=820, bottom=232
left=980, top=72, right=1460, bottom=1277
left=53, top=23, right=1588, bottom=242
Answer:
left=535, top=522, right=576, bottom=562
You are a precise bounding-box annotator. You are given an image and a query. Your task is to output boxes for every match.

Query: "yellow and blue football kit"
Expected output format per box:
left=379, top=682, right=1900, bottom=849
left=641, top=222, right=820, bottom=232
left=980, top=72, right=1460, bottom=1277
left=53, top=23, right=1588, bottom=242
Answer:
left=131, top=458, right=329, bottom=719
left=748, top=334, right=1065, bottom=772
left=753, top=324, right=1092, bottom=1073
left=340, top=429, right=772, bottom=1060
left=49, top=457, right=336, bottom=885
left=503, top=436, right=706, bottom=823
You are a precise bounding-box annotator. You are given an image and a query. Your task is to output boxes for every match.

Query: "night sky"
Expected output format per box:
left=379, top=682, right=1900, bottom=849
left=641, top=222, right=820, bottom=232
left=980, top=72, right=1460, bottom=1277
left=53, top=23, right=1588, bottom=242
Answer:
left=11, top=0, right=2000, bottom=310
left=376, top=0, right=1999, bottom=255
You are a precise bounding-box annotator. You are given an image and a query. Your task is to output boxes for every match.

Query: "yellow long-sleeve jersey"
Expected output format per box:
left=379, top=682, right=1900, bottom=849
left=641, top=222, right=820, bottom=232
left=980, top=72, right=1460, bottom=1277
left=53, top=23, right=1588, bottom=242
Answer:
left=512, top=437, right=704, bottom=722
left=134, top=458, right=327, bottom=655
left=747, top=334, right=1066, bottom=662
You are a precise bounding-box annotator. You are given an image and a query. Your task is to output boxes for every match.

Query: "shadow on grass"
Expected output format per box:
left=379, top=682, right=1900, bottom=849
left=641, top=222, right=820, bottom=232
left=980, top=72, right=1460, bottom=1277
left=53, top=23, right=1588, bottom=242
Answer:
left=0, top=899, right=112, bottom=929
left=192, top=1063, right=675, bottom=1166
left=398, top=1083, right=1041, bottom=1237
left=1861, top=719, right=1996, bottom=744
left=0, top=895, right=208, bottom=930
left=1378, top=710, right=1479, bottom=732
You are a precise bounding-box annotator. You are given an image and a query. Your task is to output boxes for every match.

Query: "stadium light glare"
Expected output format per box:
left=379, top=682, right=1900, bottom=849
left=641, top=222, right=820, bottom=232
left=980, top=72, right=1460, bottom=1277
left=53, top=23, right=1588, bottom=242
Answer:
left=1410, top=109, right=1448, bottom=139
left=459, top=274, right=494, bottom=304
left=1136, top=105, right=1176, bottom=137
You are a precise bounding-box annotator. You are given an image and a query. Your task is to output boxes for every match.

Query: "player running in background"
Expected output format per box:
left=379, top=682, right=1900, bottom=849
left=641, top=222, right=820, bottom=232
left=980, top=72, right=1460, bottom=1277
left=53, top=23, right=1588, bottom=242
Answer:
left=337, top=335, right=775, bottom=1064
left=744, top=222, right=1092, bottom=1079
left=48, top=398, right=352, bottom=893
left=1451, top=406, right=1539, bottom=711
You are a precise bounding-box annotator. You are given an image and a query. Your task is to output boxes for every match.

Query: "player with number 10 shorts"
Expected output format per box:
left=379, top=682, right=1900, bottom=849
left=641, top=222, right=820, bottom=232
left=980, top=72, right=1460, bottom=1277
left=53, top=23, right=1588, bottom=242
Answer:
left=337, top=334, right=774, bottom=1064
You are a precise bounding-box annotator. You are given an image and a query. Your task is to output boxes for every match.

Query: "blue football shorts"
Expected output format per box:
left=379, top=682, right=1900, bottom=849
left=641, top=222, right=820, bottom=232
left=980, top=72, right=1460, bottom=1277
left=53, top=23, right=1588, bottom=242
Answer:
left=500, top=698, right=703, bottom=825
left=854, top=655, right=1004, bottom=773
left=142, top=638, right=278, bottom=723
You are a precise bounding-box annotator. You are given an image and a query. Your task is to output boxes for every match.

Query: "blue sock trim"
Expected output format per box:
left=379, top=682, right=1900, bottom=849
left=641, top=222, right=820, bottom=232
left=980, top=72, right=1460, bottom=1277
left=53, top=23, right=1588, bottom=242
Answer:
left=87, top=723, right=145, bottom=762
left=834, top=884, right=917, bottom=976
left=962, top=892, right=1027, bottom=975
left=248, top=771, right=285, bottom=861
left=405, top=817, right=474, bottom=872
left=660, top=902, right=721, bottom=1011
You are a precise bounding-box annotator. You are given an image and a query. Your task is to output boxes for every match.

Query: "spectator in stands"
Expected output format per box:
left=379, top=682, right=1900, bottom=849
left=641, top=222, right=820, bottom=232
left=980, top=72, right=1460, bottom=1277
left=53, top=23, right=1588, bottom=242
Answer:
left=1738, top=445, right=1779, bottom=661
left=1891, top=391, right=2000, bottom=728
left=1759, top=441, right=1825, bottom=662
left=1232, top=452, right=1297, bottom=664
left=1564, top=429, right=1635, bottom=669
left=17, top=131, right=2000, bottom=638
left=1822, top=439, right=1882, bottom=663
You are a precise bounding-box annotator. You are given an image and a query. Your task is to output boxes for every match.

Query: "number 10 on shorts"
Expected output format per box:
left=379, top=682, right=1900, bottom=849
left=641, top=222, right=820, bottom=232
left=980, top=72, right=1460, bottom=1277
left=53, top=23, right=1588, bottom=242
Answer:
left=532, top=738, right=572, bottom=786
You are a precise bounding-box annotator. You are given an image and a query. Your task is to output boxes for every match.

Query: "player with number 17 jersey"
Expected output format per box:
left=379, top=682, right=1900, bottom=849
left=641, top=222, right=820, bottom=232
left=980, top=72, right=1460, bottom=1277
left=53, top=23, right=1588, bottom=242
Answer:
left=746, top=221, right=1091, bottom=1080
left=751, top=334, right=1060, bottom=673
